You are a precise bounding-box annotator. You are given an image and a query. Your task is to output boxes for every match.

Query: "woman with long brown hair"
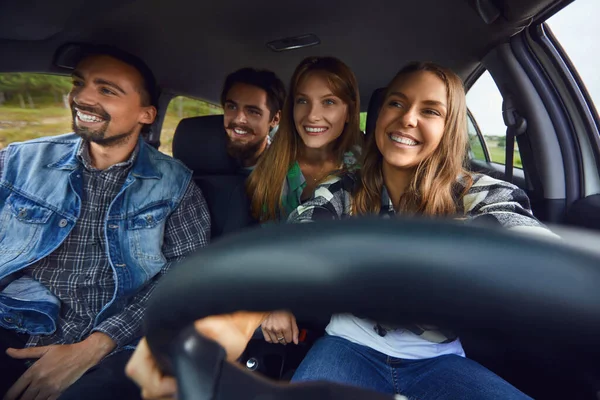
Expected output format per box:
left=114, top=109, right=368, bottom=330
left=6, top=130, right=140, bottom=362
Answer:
left=247, top=56, right=362, bottom=223
left=249, top=56, right=362, bottom=346
left=287, top=62, right=554, bottom=399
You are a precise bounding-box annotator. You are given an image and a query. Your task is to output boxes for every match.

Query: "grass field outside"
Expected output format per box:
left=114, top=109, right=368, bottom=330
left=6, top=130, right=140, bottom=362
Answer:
left=469, top=133, right=522, bottom=169
left=0, top=107, right=73, bottom=148
left=481, top=139, right=522, bottom=169
left=488, top=146, right=522, bottom=168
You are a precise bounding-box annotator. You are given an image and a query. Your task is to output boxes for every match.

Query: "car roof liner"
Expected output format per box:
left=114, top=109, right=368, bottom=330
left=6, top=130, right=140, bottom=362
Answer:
left=0, top=0, right=570, bottom=108
left=0, top=1, right=80, bottom=41
left=0, top=0, right=136, bottom=41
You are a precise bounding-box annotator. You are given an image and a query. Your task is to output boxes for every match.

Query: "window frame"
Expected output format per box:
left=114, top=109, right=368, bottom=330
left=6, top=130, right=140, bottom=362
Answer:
left=538, top=22, right=600, bottom=174
left=466, top=71, right=524, bottom=170
left=151, top=93, right=223, bottom=154
left=467, top=108, right=491, bottom=162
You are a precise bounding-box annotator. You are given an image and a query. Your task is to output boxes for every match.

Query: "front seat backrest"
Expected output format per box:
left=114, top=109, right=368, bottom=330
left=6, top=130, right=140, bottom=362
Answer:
left=172, top=115, right=256, bottom=240
left=365, top=87, right=386, bottom=138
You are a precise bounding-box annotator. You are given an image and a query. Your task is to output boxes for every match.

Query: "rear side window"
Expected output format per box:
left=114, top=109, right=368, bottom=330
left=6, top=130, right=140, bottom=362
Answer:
left=160, top=96, right=222, bottom=155
left=0, top=73, right=72, bottom=149
left=466, top=71, right=523, bottom=168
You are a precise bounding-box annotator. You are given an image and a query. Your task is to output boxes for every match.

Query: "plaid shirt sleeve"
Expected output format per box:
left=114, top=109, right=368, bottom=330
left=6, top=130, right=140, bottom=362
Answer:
left=463, top=174, right=557, bottom=238
left=92, top=180, right=211, bottom=347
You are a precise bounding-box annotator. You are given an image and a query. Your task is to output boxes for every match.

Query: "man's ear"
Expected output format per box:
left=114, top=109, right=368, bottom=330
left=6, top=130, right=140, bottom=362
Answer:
left=270, top=110, right=281, bottom=128
left=140, top=106, right=157, bottom=125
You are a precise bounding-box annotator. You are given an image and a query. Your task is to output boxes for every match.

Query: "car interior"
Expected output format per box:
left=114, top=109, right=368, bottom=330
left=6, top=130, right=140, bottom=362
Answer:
left=145, top=217, right=600, bottom=400
left=2, top=0, right=600, bottom=398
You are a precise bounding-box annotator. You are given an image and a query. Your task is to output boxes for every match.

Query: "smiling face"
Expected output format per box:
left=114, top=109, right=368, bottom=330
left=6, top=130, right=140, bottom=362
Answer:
left=69, top=54, right=156, bottom=146
left=375, top=70, right=448, bottom=171
left=293, top=72, right=349, bottom=151
left=223, top=83, right=279, bottom=162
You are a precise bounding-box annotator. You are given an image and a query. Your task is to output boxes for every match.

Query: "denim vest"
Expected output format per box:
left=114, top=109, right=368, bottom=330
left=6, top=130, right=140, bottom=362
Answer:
left=0, top=133, right=192, bottom=335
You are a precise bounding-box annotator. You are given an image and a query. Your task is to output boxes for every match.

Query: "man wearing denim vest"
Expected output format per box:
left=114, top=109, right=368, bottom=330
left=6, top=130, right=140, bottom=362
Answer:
left=0, top=46, right=210, bottom=399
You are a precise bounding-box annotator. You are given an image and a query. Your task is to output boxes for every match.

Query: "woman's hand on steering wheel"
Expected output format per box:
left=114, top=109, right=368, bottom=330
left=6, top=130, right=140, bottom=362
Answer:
left=126, top=312, right=269, bottom=399
left=260, top=310, right=299, bottom=345
left=126, top=337, right=178, bottom=400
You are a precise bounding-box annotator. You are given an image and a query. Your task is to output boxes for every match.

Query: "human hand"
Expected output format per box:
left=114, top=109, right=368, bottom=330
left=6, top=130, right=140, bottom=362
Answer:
left=4, top=332, right=115, bottom=400
left=260, top=310, right=299, bottom=345
left=126, top=311, right=269, bottom=399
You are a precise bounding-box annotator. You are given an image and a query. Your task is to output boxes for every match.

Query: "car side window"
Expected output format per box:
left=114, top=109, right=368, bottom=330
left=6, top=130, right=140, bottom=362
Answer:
left=547, top=0, right=599, bottom=118
left=0, top=73, right=72, bottom=149
left=466, top=71, right=522, bottom=168
left=160, top=96, right=222, bottom=155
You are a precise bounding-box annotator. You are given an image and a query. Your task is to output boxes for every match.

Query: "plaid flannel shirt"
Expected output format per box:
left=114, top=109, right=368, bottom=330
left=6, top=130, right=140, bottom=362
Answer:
left=279, top=150, right=359, bottom=219
left=0, top=143, right=210, bottom=349
left=288, top=171, right=554, bottom=343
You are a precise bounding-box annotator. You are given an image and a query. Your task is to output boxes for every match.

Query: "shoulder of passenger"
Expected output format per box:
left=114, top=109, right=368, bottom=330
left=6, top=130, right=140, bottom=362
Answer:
left=144, top=142, right=192, bottom=175
left=464, top=173, right=523, bottom=193
left=7, top=133, right=80, bottom=149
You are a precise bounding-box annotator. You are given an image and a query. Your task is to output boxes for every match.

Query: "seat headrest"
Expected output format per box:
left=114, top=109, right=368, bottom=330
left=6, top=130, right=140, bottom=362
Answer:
left=365, top=88, right=386, bottom=137
left=172, top=115, right=239, bottom=175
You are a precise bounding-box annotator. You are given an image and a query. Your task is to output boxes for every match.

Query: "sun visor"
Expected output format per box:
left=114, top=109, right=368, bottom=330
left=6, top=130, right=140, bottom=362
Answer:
left=53, top=43, right=90, bottom=70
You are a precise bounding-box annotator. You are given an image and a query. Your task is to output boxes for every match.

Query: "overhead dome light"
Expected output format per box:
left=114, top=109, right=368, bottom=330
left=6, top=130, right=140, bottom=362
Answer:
left=266, top=34, right=320, bottom=52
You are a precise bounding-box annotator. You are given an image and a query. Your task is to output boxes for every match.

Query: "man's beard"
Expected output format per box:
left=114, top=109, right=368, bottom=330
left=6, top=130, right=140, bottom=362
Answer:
left=71, top=103, right=135, bottom=147
left=225, top=122, right=268, bottom=164
left=226, top=136, right=265, bottom=163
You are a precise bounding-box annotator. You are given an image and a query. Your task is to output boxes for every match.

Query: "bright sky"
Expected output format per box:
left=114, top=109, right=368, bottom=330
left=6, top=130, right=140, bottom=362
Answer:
left=466, top=0, right=600, bottom=136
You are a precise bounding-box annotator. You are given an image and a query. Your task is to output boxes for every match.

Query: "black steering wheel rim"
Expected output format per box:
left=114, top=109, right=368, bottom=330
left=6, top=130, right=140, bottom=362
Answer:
left=144, top=218, right=600, bottom=398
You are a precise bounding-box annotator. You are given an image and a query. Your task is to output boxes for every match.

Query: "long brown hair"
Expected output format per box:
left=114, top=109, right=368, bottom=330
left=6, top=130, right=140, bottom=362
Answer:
left=353, top=62, right=473, bottom=216
left=247, top=56, right=362, bottom=222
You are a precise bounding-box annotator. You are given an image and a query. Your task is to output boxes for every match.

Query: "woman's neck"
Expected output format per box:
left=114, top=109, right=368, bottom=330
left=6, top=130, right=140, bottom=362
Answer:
left=382, top=162, right=415, bottom=210
left=297, top=143, right=336, bottom=165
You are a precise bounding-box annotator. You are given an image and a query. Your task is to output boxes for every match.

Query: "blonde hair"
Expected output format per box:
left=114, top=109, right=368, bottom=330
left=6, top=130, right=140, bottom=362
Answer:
left=353, top=62, right=473, bottom=216
left=247, top=56, right=362, bottom=222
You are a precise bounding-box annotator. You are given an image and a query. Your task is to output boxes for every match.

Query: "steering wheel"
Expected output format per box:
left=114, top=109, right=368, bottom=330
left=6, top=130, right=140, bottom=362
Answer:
left=144, top=218, right=600, bottom=400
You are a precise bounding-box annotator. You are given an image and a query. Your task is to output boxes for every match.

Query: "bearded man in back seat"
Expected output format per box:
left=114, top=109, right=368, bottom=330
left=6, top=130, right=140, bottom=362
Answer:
left=220, top=68, right=285, bottom=172
left=0, top=45, right=210, bottom=400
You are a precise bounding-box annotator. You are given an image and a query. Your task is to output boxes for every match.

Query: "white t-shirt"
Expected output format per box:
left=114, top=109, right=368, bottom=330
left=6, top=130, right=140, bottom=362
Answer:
left=326, top=313, right=465, bottom=360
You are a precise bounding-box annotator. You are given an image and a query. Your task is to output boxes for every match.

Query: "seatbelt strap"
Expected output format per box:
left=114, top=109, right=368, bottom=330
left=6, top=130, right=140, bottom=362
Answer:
left=502, top=96, right=527, bottom=183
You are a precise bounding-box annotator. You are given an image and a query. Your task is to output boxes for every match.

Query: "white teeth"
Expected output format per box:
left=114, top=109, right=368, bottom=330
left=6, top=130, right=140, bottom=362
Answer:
left=389, top=134, right=418, bottom=146
left=234, top=128, right=248, bottom=135
left=77, top=111, right=103, bottom=123
left=305, top=127, right=327, bottom=133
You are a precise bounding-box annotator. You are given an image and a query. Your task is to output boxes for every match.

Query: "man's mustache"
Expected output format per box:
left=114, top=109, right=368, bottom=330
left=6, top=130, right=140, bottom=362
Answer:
left=71, top=102, right=111, bottom=122
left=226, top=123, right=253, bottom=135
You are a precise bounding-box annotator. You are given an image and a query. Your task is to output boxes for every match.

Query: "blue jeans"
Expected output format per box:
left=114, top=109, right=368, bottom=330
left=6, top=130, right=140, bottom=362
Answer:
left=291, top=335, right=531, bottom=400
